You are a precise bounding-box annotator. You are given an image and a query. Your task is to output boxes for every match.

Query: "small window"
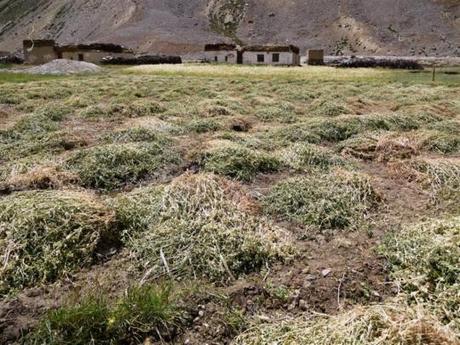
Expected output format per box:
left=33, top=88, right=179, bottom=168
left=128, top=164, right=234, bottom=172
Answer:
left=78, top=54, right=84, bottom=61
left=257, top=54, right=265, bottom=63
left=272, top=53, right=280, bottom=63
left=225, top=56, right=228, bottom=62
left=215, top=56, right=218, bottom=62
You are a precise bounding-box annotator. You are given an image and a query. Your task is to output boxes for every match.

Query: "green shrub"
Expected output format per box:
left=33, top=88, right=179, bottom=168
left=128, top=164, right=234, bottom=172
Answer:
left=379, top=217, right=460, bottom=331
left=66, top=142, right=180, bottom=190
left=263, top=170, right=380, bottom=230
left=114, top=173, right=294, bottom=281
left=202, top=144, right=281, bottom=181
left=0, top=190, right=115, bottom=294
left=27, top=284, right=181, bottom=345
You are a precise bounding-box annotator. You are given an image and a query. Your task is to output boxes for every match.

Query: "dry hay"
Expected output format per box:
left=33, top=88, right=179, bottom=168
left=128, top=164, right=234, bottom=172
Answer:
left=389, top=158, right=460, bottom=207
left=0, top=165, right=78, bottom=192
left=0, top=190, right=115, bottom=293
left=278, top=143, right=344, bottom=171
left=114, top=173, right=294, bottom=282
left=379, top=217, right=460, bottom=332
left=263, top=169, right=381, bottom=231
left=233, top=302, right=458, bottom=345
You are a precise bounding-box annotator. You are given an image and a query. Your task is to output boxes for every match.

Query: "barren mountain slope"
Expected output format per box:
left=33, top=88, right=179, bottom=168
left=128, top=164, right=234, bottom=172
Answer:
left=0, top=0, right=459, bottom=56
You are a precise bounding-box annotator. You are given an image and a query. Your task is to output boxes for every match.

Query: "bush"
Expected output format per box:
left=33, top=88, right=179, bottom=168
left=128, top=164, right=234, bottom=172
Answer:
left=0, top=190, right=115, bottom=294
left=263, top=170, right=380, bottom=230
left=202, top=144, right=281, bottom=181
left=379, top=217, right=460, bottom=331
left=233, top=302, right=458, bottom=345
left=114, top=173, right=294, bottom=282
left=27, top=284, right=181, bottom=345
left=66, top=142, right=180, bottom=190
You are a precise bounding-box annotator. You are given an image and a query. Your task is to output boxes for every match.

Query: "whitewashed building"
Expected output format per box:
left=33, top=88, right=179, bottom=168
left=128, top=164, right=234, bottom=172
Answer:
left=204, top=44, right=240, bottom=64
left=242, top=45, right=300, bottom=66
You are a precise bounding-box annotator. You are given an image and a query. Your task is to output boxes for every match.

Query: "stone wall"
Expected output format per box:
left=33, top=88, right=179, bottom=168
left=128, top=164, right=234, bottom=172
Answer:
left=24, top=45, right=57, bottom=65
left=60, top=51, right=134, bottom=64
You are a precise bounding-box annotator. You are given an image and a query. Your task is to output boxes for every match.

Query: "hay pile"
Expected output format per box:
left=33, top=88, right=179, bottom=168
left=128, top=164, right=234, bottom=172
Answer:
left=0, top=190, right=115, bottom=293
left=201, top=143, right=280, bottom=181
left=380, top=217, right=460, bottom=331
left=263, top=170, right=380, bottom=230
left=115, top=173, right=294, bottom=282
left=66, top=141, right=180, bottom=191
left=233, top=302, right=458, bottom=345
left=24, top=59, right=101, bottom=75
left=278, top=143, right=344, bottom=171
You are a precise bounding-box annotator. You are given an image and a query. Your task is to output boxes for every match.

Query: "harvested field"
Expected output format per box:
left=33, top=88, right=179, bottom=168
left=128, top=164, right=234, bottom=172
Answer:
left=0, top=64, right=458, bottom=344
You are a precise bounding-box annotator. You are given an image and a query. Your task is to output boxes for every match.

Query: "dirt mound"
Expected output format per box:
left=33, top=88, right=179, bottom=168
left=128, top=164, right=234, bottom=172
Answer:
left=24, top=59, right=101, bottom=75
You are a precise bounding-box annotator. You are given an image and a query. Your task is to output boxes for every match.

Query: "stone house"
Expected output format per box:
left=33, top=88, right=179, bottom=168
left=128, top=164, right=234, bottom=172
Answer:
left=23, top=40, right=135, bottom=64
left=204, top=44, right=300, bottom=66
left=204, top=43, right=241, bottom=64
left=242, top=45, right=300, bottom=66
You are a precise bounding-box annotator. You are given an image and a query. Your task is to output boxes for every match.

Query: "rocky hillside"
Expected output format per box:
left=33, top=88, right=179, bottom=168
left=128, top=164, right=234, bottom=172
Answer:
left=0, top=0, right=459, bottom=56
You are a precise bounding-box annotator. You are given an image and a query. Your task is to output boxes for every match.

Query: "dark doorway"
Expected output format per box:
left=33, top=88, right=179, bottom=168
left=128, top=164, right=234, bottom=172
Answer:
left=57, top=52, right=63, bottom=59
left=78, top=54, right=84, bottom=61
left=237, top=51, right=243, bottom=64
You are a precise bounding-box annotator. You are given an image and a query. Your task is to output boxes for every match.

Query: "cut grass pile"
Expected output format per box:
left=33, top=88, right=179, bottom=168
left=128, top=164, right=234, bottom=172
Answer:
left=0, top=190, right=115, bottom=294
left=27, top=284, right=182, bottom=345
left=273, top=112, right=440, bottom=144
left=66, top=141, right=180, bottom=191
left=115, top=173, right=294, bottom=282
left=263, top=170, right=380, bottom=231
left=201, top=143, right=281, bottom=181
left=379, top=217, right=460, bottom=331
left=309, top=98, right=351, bottom=117
left=278, top=143, right=344, bottom=171
left=392, top=158, right=460, bottom=208
left=80, top=100, right=165, bottom=119
left=104, top=127, right=170, bottom=144
left=233, top=302, right=459, bottom=345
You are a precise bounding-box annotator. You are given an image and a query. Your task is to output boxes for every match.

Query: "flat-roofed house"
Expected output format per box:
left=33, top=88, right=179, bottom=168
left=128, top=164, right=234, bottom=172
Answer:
left=204, top=43, right=240, bottom=64
left=242, top=45, right=300, bottom=66
left=23, top=39, right=135, bottom=64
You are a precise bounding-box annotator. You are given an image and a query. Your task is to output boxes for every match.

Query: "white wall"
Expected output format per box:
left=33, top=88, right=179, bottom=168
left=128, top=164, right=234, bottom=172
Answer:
left=242, top=51, right=299, bottom=66
left=204, top=50, right=237, bottom=64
